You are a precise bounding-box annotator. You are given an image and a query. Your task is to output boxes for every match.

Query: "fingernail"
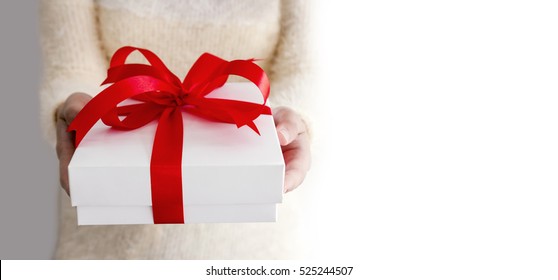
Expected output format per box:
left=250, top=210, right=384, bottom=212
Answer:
left=279, top=129, right=290, bottom=144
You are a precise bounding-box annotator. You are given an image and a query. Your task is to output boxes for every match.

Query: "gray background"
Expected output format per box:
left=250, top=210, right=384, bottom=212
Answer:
left=0, top=0, right=58, bottom=259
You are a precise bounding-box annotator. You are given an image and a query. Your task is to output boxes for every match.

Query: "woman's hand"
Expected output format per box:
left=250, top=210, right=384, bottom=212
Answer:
left=273, top=106, right=312, bottom=193
left=55, top=92, right=92, bottom=195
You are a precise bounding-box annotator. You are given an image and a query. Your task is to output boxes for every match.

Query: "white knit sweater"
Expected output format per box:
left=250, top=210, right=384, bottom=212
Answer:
left=39, top=0, right=314, bottom=259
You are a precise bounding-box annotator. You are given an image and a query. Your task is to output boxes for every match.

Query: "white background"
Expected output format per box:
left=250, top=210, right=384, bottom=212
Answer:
left=2, top=0, right=558, bottom=279
left=306, top=0, right=558, bottom=278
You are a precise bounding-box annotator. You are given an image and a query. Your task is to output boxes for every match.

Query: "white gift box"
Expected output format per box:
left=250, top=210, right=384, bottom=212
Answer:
left=68, top=83, right=285, bottom=225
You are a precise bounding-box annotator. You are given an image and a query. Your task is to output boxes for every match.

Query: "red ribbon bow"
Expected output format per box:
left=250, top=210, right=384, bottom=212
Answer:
left=68, top=46, right=271, bottom=224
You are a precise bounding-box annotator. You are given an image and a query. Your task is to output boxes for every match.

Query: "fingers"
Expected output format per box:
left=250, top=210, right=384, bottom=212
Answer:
left=56, top=115, right=74, bottom=195
left=273, top=106, right=307, bottom=146
left=282, top=131, right=312, bottom=193
left=55, top=92, right=92, bottom=195
left=273, top=106, right=312, bottom=192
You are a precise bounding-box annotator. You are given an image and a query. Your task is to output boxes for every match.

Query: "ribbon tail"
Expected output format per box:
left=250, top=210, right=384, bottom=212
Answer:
left=245, top=121, right=260, bottom=135
left=150, top=107, right=185, bottom=224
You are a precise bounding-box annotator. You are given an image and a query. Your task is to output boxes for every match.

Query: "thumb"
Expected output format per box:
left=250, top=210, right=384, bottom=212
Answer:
left=59, top=92, right=92, bottom=125
left=274, top=107, right=306, bottom=146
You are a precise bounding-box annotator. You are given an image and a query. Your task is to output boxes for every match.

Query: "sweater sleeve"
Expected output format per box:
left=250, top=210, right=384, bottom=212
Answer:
left=39, top=0, right=108, bottom=147
left=268, top=0, right=316, bottom=118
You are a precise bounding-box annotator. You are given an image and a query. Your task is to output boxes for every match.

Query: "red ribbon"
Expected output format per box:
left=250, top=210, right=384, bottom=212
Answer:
left=68, top=46, right=271, bottom=224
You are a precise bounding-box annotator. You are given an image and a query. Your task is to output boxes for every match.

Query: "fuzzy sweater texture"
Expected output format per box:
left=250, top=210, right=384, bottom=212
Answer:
left=39, top=0, right=314, bottom=259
